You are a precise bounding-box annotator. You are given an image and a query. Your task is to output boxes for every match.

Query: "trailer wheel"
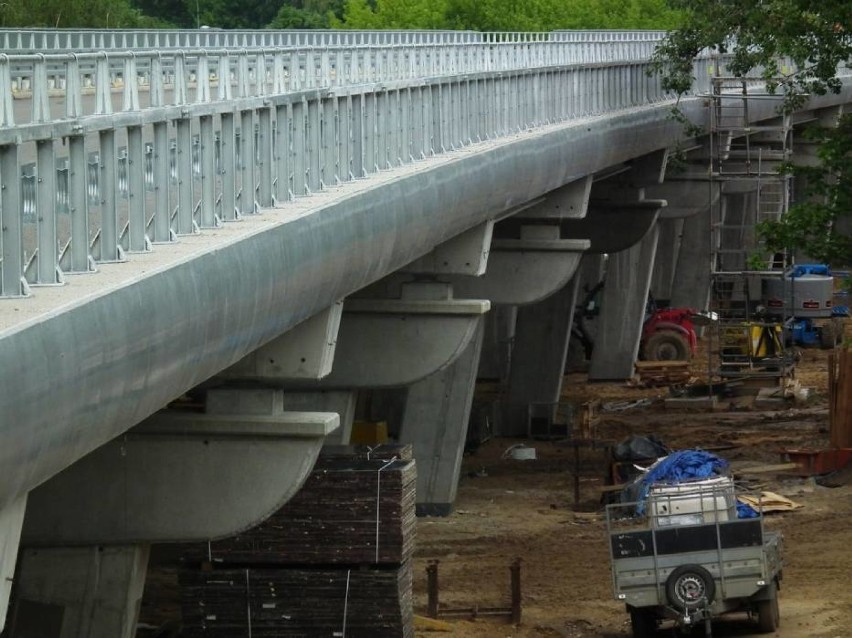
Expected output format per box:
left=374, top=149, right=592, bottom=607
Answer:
left=757, top=581, right=780, bottom=633
left=665, top=565, right=715, bottom=611
left=643, top=331, right=690, bottom=362
left=629, top=607, right=657, bottom=637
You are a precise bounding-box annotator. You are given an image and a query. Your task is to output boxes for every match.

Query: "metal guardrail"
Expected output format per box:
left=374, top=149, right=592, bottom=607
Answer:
left=0, top=29, right=487, bottom=51
left=0, top=29, right=668, bottom=52
left=0, top=33, right=815, bottom=299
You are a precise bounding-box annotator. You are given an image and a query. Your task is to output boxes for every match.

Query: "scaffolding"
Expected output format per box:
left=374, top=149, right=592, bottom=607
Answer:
left=707, top=76, right=797, bottom=384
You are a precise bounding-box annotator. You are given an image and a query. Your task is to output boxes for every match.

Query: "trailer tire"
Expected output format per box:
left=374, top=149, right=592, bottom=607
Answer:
left=665, top=565, right=715, bottom=611
left=643, top=331, right=690, bottom=362
left=629, top=607, right=657, bottom=637
left=757, top=581, right=780, bottom=633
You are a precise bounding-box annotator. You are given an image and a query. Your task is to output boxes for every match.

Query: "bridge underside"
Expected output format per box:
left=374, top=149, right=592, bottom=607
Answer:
left=1, top=68, right=851, bottom=636
left=0, top=98, right=708, bottom=509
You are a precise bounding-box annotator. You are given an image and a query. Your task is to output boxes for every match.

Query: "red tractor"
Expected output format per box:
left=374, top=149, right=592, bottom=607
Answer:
left=640, top=306, right=703, bottom=361
left=566, top=283, right=713, bottom=369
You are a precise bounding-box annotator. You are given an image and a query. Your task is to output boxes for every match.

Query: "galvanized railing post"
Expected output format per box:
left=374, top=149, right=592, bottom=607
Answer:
left=257, top=103, right=273, bottom=206
left=350, top=94, right=364, bottom=179
left=35, top=138, right=60, bottom=284
left=199, top=114, right=217, bottom=227
left=291, top=98, right=307, bottom=196
left=175, top=117, right=195, bottom=235
left=98, top=128, right=121, bottom=261
left=66, top=135, right=92, bottom=272
left=0, top=143, right=25, bottom=296
left=306, top=97, right=320, bottom=193
left=220, top=112, right=238, bottom=220
left=338, top=95, right=352, bottom=182
left=126, top=124, right=149, bottom=252
left=320, top=96, right=336, bottom=189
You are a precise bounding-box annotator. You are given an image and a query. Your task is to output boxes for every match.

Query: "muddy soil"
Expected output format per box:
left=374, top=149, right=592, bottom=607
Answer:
left=412, top=341, right=852, bottom=638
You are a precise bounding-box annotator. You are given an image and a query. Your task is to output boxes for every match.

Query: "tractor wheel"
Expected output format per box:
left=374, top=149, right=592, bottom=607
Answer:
left=665, top=564, right=716, bottom=612
left=643, top=331, right=690, bottom=362
left=756, top=581, right=780, bottom=633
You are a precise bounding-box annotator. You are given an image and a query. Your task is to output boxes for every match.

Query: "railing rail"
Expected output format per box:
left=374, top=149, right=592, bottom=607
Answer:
left=0, top=28, right=670, bottom=53
left=0, top=33, right=832, bottom=299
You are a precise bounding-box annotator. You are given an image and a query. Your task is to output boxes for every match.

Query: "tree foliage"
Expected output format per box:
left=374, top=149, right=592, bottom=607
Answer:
left=334, top=0, right=681, bottom=31
left=0, top=0, right=161, bottom=27
left=652, top=0, right=852, bottom=267
left=759, top=116, right=852, bottom=267
left=652, top=0, right=851, bottom=103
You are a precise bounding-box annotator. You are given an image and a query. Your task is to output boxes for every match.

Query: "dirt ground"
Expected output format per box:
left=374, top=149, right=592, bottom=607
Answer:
left=411, top=342, right=852, bottom=638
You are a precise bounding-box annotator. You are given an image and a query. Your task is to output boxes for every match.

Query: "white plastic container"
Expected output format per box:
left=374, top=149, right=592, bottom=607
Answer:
left=649, top=476, right=736, bottom=527
left=510, top=446, right=537, bottom=461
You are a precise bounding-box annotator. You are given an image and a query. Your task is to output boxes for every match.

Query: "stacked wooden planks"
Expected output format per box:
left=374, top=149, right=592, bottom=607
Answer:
left=178, top=445, right=417, bottom=637
left=829, top=347, right=852, bottom=448
left=633, top=360, right=692, bottom=387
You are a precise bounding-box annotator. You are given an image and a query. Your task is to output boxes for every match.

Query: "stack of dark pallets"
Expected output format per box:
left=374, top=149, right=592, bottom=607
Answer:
left=178, top=444, right=416, bottom=638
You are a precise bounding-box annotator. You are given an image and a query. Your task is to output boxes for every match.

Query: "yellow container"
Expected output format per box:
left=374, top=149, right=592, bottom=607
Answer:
left=350, top=420, right=389, bottom=445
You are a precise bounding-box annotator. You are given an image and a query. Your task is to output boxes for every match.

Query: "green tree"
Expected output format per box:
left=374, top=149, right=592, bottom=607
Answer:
left=268, top=4, right=330, bottom=28
left=334, top=0, right=451, bottom=29
left=336, top=0, right=680, bottom=31
left=653, top=0, right=852, bottom=267
left=0, top=0, right=152, bottom=27
left=760, top=117, right=852, bottom=268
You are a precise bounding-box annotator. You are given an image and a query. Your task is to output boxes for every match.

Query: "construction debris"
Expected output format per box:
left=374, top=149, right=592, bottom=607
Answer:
left=737, top=491, right=803, bottom=513
left=632, top=360, right=692, bottom=387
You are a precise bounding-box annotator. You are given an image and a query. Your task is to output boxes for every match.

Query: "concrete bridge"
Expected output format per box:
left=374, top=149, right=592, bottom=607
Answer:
left=0, top=28, right=850, bottom=637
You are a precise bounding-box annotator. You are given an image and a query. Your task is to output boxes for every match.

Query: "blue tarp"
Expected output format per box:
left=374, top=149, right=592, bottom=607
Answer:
left=624, top=449, right=760, bottom=519
left=736, top=502, right=760, bottom=518
left=634, top=449, right=729, bottom=515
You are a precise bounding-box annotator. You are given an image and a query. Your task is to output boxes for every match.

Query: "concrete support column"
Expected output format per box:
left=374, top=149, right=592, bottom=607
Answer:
left=0, top=495, right=26, bottom=634
left=500, top=278, right=581, bottom=436
left=645, top=177, right=720, bottom=303
left=399, top=319, right=485, bottom=517
left=671, top=203, right=712, bottom=310
left=588, top=223, right=661, bottom=380
left=9, top=545, right=148, bottom=638
left=719, top=191, right=755, bottom=272
left=477, top=305, right=517, bottom=382
left=650, top=217, right=684, bottom=302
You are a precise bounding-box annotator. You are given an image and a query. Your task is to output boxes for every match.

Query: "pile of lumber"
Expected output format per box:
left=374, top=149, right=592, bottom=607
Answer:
left=829, top=347, right=852, bottom=448
left=178, top=445, right=417, bottom=637
left=633, top=360, right=692, bottom=387
left=180, top=563, right=414, bottom=638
